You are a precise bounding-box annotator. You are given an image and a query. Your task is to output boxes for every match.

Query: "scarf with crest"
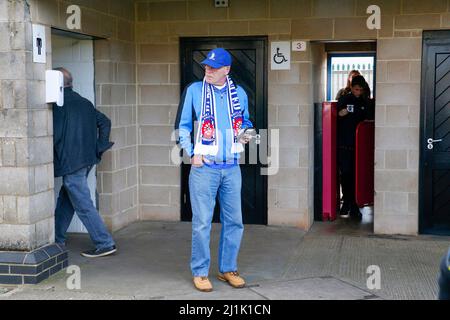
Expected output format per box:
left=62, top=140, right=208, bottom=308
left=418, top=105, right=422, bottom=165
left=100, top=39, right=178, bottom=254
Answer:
left=194, top=76, right=244, bottom=156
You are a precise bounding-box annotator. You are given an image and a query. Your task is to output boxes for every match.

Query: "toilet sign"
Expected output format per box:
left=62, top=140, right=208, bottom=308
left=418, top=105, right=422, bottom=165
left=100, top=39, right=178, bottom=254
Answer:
left=32, top=24, right=46, bottom=64
left=271, top=41, right=290, bottom=70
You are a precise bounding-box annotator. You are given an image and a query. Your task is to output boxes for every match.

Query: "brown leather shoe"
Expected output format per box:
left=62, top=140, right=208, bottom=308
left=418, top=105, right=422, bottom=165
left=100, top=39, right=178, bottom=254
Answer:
left=217, top=271, right=246, bottom=288
left=193, top=276, right=213, bottom=292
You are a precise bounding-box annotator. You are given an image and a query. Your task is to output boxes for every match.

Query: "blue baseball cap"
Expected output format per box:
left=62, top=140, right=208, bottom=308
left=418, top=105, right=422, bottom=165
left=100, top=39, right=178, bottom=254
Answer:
left=201, top=48, right=232, bottom=68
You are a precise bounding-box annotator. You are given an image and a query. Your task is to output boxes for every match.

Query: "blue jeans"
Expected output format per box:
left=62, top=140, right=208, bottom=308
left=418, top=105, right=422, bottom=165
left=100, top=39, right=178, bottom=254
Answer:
left=55, top=166, right=115, bottom=250
left=189, top=164, right=244, bottom=277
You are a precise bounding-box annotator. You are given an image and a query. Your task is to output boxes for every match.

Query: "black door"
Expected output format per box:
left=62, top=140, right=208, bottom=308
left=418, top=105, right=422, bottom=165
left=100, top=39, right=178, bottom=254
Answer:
left=420, top=31, right=450, bottom=234
left=179, top=36, right=268, bottom=225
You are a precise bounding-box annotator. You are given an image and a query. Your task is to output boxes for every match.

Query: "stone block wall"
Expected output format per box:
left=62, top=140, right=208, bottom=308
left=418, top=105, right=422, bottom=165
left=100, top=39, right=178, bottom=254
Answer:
left=28, top=0, right=138, bottom=232
left=2, top=0, right=450, bottom=239
left=0, top=0, right=54, bottom=251
left=134, top=0, right=450, bottom=234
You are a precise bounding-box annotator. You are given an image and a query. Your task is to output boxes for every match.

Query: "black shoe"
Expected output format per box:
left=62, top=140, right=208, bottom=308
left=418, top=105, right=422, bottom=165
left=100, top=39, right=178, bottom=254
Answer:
left=340, top=202, right=350, bottom=216
left=350, top=205, right=362, bottom=221
left=81, top=245, right=117, bottom=258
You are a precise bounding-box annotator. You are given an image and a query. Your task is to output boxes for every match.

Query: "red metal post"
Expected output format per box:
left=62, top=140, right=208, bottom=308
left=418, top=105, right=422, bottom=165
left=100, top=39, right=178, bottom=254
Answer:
left=322, top=102, right=338, bottom=221
left=355, top=120, right=375, bottom=207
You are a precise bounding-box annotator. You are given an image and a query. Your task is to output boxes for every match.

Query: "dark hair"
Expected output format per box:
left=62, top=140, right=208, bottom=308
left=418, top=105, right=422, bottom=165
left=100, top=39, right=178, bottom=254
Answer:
left=345, top=70, right=361, bottom=90
left=53, top=67, right=73, bottom=88
left=351, top=75, right=366, bottom=88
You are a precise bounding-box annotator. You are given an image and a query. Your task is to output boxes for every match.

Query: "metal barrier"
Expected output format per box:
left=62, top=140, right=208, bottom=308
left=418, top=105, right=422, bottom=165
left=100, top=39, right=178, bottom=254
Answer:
left=322, top=102, right=374, bottom=221
left=355, top=120, right=375, bottom=207
left=322, top=102, right=338, bottom=221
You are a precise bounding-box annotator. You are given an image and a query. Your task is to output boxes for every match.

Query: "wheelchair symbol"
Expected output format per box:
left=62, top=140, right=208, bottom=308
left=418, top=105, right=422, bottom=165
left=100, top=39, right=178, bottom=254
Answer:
left=273, top=47, right=288, bottom=64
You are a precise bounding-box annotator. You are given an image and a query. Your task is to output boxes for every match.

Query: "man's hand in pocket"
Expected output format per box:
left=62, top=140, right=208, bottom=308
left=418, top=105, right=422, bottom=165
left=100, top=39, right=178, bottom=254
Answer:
left=191, top=154, right=204, bottom=167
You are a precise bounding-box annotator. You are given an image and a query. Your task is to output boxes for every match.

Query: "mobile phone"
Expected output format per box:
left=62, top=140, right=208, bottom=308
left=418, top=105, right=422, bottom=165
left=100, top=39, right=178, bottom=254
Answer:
left=238, top=128, right=256, bottom=141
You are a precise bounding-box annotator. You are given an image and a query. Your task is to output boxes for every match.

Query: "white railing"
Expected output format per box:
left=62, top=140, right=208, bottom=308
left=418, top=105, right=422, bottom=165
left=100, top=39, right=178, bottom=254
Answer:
left=331, top=63, right=374, bottom=100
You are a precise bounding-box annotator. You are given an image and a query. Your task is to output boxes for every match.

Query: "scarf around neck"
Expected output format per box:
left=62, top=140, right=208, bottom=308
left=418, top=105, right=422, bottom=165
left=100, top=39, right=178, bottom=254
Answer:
left=194, top=76, right=244, bottom=156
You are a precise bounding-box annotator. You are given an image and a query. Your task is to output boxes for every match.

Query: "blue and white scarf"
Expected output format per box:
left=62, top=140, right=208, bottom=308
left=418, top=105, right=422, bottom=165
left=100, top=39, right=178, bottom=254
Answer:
left=194, top=76, right=244, bottom=156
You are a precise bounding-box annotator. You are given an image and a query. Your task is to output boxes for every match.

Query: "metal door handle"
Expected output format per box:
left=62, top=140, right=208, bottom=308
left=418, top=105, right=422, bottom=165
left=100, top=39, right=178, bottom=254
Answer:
left=427, top=138, right=443, bottom=150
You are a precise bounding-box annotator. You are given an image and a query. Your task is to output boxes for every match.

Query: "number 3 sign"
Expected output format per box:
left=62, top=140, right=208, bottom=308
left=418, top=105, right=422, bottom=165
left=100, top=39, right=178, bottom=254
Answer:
left=292, top=41, right=307, bottom=52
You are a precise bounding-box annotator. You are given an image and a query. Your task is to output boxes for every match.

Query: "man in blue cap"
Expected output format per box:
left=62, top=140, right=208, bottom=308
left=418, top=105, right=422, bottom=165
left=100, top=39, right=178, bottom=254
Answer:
left=175, top=48, right=254, bottom=292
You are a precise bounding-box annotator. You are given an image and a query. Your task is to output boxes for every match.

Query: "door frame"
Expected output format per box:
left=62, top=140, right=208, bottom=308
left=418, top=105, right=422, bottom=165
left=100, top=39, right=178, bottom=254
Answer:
left=314, top=45, right=377, bottom=222
left=419, top=30, right=450, bottom=234
left=178, top=36, right=269, bottom=225
left=51, top=28, right=101, bottom=233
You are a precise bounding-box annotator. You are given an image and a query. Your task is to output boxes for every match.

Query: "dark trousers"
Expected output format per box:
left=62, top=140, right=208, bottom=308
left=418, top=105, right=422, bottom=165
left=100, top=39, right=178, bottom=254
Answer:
left=338, top=147, right=356, bottom=206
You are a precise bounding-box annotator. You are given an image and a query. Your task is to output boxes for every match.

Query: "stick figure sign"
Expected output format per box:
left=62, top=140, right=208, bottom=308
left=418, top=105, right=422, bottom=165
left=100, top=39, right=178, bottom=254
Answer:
left=271, top=41, right=291, bottom=70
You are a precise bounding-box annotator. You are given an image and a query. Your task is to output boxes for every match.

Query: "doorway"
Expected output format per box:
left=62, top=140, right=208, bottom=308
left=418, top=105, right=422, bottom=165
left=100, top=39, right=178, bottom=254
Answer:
left=179, top=36, right=268, bottom=225
left=51, top=29, right=97, bottom=233
left=420, top=30, right=450, bottom=235
left=314, top=41, right=377, bottom=233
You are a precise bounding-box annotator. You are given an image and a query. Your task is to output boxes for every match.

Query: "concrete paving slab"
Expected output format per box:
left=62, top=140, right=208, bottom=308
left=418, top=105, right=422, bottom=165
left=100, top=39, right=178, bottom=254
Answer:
left=165, top=284, right=265, bottom=300
left=250, top=277, right=379, bottom=300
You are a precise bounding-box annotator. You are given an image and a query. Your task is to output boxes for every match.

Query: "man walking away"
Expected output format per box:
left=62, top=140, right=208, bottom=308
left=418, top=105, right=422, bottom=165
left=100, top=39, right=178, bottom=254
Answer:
left=53, top=67, right=116, bottom=258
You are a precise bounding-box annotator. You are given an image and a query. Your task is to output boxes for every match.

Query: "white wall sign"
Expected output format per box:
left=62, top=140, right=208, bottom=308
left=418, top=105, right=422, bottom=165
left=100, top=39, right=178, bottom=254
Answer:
left=292, top=40, right=307, bottom=52
left=32, top=24, right=46, bottom=64
left=271, top=41, right=290, bottom=70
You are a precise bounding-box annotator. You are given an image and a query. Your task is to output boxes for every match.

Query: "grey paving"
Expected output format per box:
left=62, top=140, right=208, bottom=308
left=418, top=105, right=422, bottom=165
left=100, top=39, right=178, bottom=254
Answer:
left=250, top=277, right=380, bottom=300
left=0, top=217, right=448, bottom=300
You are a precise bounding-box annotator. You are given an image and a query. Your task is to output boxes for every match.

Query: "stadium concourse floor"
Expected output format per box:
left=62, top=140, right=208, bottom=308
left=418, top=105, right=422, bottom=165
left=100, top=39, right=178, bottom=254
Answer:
left=1, top=212, right=448, bottom=300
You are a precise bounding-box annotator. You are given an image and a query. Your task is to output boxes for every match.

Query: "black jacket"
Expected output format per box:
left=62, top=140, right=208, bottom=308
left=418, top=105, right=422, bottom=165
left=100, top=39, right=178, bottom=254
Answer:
left=53, top=88, right=114, bottom=177
left=337, top=93, right=368, bottom=148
